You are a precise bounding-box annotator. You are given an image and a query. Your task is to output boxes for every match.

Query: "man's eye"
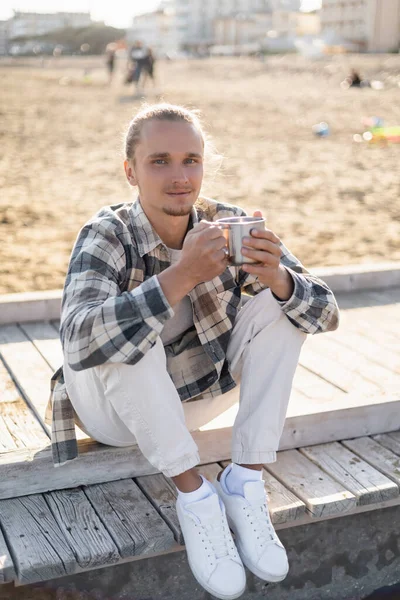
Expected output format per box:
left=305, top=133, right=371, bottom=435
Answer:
left=153, top=159, right=166, bottom=165
left=184, top=158, right=197, bottom=164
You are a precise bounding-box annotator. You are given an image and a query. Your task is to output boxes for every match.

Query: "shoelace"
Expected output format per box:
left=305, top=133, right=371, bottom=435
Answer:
left=203, top=518, right=234, bottom=559
left=244, top=502, right=276, bottom=548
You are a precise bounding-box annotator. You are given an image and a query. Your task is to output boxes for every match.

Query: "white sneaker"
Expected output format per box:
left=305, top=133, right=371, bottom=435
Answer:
left=176, top=491, right=246, bottom=600
left=214, top=467, right=289, bottom=583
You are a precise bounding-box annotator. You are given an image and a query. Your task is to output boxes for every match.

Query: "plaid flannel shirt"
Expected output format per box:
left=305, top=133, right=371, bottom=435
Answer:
left=45, top=196, right=339, bottom=466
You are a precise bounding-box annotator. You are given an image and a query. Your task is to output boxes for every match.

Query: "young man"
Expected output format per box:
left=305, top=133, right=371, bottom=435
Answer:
left=47, top=103, right=339, bottom=600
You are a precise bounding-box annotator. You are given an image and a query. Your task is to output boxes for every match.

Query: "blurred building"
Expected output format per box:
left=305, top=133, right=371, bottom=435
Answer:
left=127, top=6, right=176, bottom=55
left=272, top=6, right=320, bottom=36
left=8, top=11, right=92, bottom=40
left=128, top=1, right=274, bottom=54
left=214, top=13, right=273, bottom=47
left=175, top=0, right=277, bottom=50
left=295, top=12, right=321, bottom=36
left=127, top=0, right=310, bottom=54
left=256, top=3, right=320, bottom=53
left=321, top=0, right=400, bottom=52
left=0, top=20, right=9, bottom=54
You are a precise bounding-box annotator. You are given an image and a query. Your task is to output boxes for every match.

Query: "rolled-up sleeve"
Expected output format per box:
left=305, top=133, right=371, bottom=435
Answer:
left=61, top=220, right=173, bottom=371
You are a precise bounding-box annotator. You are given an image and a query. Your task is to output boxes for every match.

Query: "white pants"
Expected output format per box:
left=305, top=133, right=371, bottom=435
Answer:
left=64, top=289, right=306, bottom=477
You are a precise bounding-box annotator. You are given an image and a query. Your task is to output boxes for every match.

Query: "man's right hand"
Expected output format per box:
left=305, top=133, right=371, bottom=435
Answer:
left=157, top=221, right=229, bottom=310
left=177, top=221, right=228, bottom=287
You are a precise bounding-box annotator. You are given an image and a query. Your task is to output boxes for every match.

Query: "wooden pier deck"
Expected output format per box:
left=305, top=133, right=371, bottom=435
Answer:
left=0, top=287, right=399, bottom=588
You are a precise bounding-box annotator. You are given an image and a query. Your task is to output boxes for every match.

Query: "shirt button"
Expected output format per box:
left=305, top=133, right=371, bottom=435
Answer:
left=61, top=393, right=68, bottom=400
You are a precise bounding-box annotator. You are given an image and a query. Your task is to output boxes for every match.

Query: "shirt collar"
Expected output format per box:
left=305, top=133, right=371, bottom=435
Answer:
left=129, top=196, right=199, bottom=257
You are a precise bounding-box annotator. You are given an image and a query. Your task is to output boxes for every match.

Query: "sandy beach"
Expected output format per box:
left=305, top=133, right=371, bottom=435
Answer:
left=1, top=53, right=399, bottom=294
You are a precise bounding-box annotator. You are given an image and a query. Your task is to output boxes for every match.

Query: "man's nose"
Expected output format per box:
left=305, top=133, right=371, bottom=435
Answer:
left=171, top=166, right=189, bottom=183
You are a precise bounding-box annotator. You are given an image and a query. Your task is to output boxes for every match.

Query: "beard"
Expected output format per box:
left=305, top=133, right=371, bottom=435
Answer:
left=162, top=204, right=193, bottom=217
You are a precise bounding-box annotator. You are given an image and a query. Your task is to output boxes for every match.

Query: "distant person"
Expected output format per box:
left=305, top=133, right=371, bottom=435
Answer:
left=142, top=48, right=156, bottom=89
left=126, top=40, right=150, bottom=94
left=349, top=68, right=362, bottom=87
left=105, top=44, right=117, bottom=85
left=342, top=68, right=370, bottom=89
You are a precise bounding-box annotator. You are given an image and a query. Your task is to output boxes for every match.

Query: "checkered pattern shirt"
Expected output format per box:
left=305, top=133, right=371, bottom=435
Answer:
left=45, top=196, right=339, bottom=466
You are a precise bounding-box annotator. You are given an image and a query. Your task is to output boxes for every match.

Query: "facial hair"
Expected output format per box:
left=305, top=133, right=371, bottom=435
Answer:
left=162, top=205, right=193, bottom=217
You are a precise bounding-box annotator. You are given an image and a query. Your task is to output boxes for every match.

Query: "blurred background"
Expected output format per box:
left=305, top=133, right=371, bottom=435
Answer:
left=1, top=0, right=399, bottom=294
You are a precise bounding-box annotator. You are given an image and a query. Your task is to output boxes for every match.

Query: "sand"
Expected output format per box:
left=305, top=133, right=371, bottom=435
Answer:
left=1, top=53, right=399, bottom=294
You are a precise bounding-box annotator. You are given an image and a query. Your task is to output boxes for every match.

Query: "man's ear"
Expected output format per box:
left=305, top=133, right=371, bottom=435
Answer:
left=124, top=160, right=137, bottom=186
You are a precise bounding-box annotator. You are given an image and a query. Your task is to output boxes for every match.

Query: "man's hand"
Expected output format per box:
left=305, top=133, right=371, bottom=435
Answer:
left=241, top=211, right=294, bottom=301
left=177, top=221, right=228, bottom=287
left=158, top=221, right=228, bottom=309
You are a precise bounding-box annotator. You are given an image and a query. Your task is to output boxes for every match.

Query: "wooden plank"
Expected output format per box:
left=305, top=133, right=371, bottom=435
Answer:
left=2, top=393, right=400, bottom=501
left=84, top=479, right=175, bottom=557
left=275, top=494, right=400, bottom=532
left=369, top=288, right=400, bottom=304
left=0, top=325, right=53, bottom=430
left=0, top=441, right=155, bottom=501
left=0, top=414, right=16, bottom=451
left=45, top=487, right=120, bottom=570
left=292, top=364, right=347, bottom=402
left=306, top=333, right=400, bottom=392
left=343, top=437, right=400, bottom=486
left=346, top=303, right=400, bottom=335
left=265, top=450, right=356, bottom=518
left=372, top=432, right=400, bottom=457
left=336, top=289, right=399, bottom=310
left=0, top=403, right=49, bottom=452
left=339, top=311, right=400, bottom=355
left=51, top=320, right=60, bottom=333
left=135, top=473, right=183, bottom=544
left=283, top=396, right=400, bottom=444
left=195, top=395, right=400, bottom=462
left=362, top=298, right=400, bottom=318
left=338, top=295, right=399, bottom=319
left=197, top=389, right=312, bottom=432
left=300, top=442, right=399, bottom=506
left=0, top=494, right=77, bottom=584
left=387, top=431, right=400, bottom=447
left=19, top=321, right=63, bottom=372
left=220, top=460, right=306, bottom=525
left=0, top=324, right=87, bottom=442
left=0, top=358, right=21, bottom=404
left=326, top=328, right=400, bottom=375
left=0, top=359, right=49, bottom=451
left=289, top=387, right=313, bottom=404
left=263, top=468, right=306, bottom=525
left=299, top=343, right=382, bottom=395
left=0, top=526, right=16, bottom=584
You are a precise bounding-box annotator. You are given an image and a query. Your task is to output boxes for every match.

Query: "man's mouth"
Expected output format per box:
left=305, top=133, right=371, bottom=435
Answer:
left=166, top=190, right=192, bottom=196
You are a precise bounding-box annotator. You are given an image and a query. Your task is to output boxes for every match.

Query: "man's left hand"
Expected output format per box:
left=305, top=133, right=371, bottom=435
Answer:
left=241, top=211, right=294, bottom=301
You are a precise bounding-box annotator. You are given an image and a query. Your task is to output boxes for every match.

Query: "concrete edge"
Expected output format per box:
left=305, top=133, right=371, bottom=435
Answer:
left=312, top=261, right=400, bottom=293
left=0, top=262, right=399, bottom=325
left=0, top=289, right=62, bottom=325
